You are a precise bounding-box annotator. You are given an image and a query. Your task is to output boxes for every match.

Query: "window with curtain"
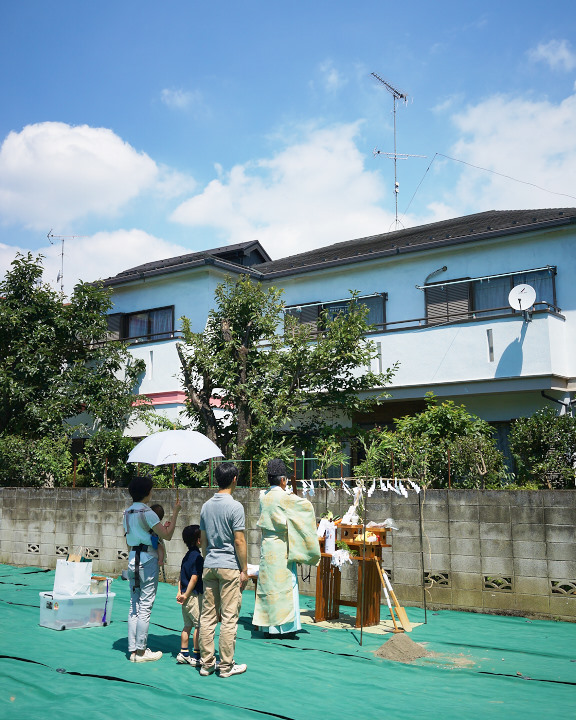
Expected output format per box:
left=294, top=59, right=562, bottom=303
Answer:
left=472, top=268, right=556, bottom=318
left=123, top=306, right=174, bottom=341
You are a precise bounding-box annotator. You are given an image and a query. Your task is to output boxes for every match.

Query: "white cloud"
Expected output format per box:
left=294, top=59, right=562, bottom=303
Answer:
left=0, top=122, right=159, bottom=231
left=439, top=92, right=576, bottom=214
left=161, top=87, right=201, bottom=110
left=0, top=229, right=189, bottom=295
left=528, top=39, right=576, bottom=71
left=155, top=166, right=197, bottom=199
left=318, top=60, right=346, bottom=92
left=170, top=122, right=398, bottom=258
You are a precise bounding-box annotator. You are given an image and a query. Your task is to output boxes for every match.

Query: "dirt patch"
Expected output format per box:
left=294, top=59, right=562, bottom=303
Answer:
left=374, top=634, right=434, bottom=663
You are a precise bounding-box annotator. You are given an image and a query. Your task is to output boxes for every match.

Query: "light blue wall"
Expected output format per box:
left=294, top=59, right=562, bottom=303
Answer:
left=111, top=223, right=576, bottom=425
left=271, top=226, right=574, bottom=326
left=109, top=266, right=237, bottom=333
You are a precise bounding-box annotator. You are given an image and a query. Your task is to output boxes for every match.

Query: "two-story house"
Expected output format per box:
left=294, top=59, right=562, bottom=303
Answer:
left=103, top=207, right=576, bottom=456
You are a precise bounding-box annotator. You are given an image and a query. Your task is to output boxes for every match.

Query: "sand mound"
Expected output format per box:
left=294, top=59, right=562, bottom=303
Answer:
left=375, top=634, right=433, bottom=663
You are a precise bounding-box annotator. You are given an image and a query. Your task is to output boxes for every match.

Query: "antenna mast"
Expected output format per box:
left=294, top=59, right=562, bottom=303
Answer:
left=47, top=230, right=86, bottom=294
left=371, top=72, right=424, bottom=229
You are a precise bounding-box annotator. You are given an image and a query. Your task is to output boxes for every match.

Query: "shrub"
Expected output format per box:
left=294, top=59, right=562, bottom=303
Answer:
left=509, top=407, right=576, bottom=488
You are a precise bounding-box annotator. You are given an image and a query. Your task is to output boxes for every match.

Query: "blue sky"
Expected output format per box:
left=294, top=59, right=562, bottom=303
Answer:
left=1, top=1, right=575, bottom=293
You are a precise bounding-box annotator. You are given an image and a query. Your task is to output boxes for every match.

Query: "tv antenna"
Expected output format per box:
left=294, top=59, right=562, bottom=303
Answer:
left=47, top=230, right=87, bottom=294
left=371, top=72, right=426, bottom=230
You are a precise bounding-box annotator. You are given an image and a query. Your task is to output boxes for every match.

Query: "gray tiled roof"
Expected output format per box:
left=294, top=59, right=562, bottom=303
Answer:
left=102, top=240, right=270, bottom=286
left=256, top=208, right=576, bottom=277
left=103, top=208, right=576, bottom=286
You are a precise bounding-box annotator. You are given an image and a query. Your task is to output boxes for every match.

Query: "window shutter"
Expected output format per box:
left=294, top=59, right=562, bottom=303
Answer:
left=106, top=313, right=123, bottom=340
left=425, top=282, right=470, bottom=325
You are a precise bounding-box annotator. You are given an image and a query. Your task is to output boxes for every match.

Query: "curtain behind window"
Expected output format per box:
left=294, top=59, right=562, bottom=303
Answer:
left=150, top=308, right=173, bottom=339
left=127, top=312, right=148, bottom=338
left=472, top=276, right=512, bottom=317
left=513, top=270, right=555, bottom=307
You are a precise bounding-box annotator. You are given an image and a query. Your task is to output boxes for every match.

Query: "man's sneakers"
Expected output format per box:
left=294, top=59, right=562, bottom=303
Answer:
left=219, top=663, right=247, bottom=678
left=199, top=663, right=216, bottom=676
left=130, top=648, right=162, bottom=663
left=177, top=652, right=200, bottom=666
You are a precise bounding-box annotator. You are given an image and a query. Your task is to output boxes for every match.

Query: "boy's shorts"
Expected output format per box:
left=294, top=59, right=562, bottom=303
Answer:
left=182, top=593, right=202, bottom=628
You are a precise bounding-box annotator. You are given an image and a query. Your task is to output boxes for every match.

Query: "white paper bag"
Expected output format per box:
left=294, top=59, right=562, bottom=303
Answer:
left=53, top=559, right=92, bottom=596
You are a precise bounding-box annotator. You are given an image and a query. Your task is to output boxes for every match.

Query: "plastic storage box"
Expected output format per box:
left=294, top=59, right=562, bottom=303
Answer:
left=39, top=591, right=115, bottom=630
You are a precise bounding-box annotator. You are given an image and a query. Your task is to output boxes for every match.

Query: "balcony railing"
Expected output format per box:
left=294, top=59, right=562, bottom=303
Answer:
left=126, top=330, right=184, bottom=345
left=366, top=301, right=562, bottom=334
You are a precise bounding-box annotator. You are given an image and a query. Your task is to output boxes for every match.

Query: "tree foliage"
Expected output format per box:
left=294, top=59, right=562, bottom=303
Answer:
left=177, top=274, right=396, bottom=466
left=355, top=393, right=509, bottom=488
left=0, top=253, right=147, bottom=486
left=508, top=407, right=576, bottom=488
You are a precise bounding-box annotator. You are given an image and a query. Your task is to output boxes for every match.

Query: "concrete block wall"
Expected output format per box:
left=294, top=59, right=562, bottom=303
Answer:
left=0, top=487, right=574, bottom=621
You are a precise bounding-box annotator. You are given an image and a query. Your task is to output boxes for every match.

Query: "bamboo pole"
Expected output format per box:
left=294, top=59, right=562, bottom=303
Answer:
left=359, top=479, right=368, bottom=647
left=418, top=490, right=427, bottom=624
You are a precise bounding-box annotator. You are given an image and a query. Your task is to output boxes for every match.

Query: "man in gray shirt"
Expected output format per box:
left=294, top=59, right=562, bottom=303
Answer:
left=199, top=462, right=248, bottom=678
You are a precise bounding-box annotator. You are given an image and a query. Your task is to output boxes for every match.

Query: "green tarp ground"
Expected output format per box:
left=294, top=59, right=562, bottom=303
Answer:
left=1, top=563, right=575, bottom=720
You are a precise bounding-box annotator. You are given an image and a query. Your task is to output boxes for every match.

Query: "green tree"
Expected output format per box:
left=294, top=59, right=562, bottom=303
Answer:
left=0, top=253, right=147, bottom=485
left=355, top=393, right=508, bottom=488
left=0, top=434, right=73, bottom=487
left=509, top=407, right=576, bottom=488
left=177, top=275, right=396, bottom=466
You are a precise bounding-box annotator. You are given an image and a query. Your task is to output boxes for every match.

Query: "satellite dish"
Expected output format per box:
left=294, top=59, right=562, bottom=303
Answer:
left=508, top=284, right=536, bottom=311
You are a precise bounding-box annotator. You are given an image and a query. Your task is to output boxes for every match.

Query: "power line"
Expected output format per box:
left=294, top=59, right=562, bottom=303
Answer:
left=400, top=153, right=576, bottom=221
left=435, top=153, right=576, bottom=202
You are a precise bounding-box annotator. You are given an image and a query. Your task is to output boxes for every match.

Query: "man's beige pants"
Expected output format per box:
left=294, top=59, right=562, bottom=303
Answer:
left=199, top=567, right=242, bottom=673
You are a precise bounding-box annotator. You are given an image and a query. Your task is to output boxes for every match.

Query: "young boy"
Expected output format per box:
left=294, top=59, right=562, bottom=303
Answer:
left=150, top=503, right=170, bottom=567
left=176, top=525, right=204, bottom=665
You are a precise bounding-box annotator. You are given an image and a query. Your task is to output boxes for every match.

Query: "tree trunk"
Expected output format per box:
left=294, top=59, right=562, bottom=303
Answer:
left=176, top=343, right=219, bottom=444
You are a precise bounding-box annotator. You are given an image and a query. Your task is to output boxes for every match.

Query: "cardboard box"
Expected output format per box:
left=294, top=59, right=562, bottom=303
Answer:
left=39, top=591, right=115, bottom=630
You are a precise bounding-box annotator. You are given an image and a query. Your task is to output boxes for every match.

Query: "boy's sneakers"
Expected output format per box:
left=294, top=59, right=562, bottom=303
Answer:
left=219, top=663, right=247, bottom=678
left=199, top=663, right=216, bottom=676
left=131, top=648, right=163, bottom=663
left=177, top=652, right=199, bottom=666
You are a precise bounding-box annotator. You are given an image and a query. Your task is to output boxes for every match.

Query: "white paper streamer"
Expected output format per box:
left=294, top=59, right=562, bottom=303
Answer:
left=407, top=479, right=421, bottom=494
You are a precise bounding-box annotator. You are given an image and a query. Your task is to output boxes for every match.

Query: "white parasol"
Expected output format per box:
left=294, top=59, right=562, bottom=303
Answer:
left=127, top=430, right=223, bottom=467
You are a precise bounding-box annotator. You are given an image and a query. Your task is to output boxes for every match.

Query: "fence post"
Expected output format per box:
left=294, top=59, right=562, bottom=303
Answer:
left=250, top=460, right=253, bottom=488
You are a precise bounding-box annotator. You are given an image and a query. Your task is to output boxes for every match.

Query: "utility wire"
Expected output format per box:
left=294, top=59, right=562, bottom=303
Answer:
left=437, top=153, right=576, bottom=202
left=401, top=152, right=576, bottom=222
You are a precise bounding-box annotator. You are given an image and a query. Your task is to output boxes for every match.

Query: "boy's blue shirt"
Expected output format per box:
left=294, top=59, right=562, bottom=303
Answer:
left=180, top=546, right=204, bottom=594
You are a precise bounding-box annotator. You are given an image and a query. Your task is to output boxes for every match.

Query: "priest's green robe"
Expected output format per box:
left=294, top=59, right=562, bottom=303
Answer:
left=253, top=486, right=321, bottom=629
